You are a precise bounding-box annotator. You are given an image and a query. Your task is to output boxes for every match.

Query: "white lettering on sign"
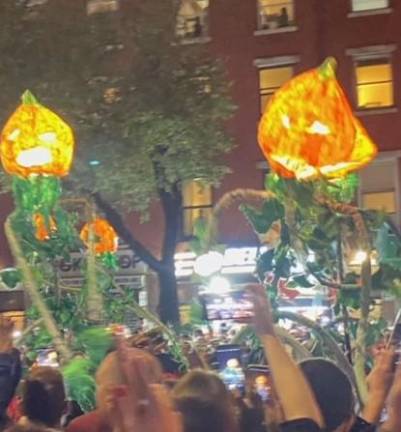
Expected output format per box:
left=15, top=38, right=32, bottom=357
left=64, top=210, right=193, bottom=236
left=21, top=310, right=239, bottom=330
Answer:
left=175, top=247, right=268, bottom=277
left=58, top=246, right=147, bottom=290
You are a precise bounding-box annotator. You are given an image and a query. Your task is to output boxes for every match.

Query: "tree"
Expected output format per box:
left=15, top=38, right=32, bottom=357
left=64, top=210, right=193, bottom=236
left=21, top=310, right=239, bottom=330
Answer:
left=0, top=0, right=235, bottom=324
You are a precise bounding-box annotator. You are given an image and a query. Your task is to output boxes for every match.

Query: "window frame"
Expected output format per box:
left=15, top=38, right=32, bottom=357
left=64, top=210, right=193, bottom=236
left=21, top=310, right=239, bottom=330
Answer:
left=357, top=152, right=401, bottom=226
left=181, top=180, right=213, bottom=239
left=255, top=56, right=299, bottom=115
left=361, top=190, right=396, bottom=214
left=259, top=65, right=294, bottom=113
left=256, top=0, right=296, bottom=31
left=87, top=0, right=119, bottom=15
left=354, top=57, right=394, bottom=110
left=176, top=0, right=210, bottom=42
left=350, top=0, right=390, bottom=13
left=347, top=46, right=396, bottom=112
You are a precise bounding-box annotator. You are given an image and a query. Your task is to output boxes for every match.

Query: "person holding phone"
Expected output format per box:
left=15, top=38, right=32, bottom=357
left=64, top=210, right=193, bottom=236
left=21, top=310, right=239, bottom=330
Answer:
left=248, top=284, right=324, bottom=432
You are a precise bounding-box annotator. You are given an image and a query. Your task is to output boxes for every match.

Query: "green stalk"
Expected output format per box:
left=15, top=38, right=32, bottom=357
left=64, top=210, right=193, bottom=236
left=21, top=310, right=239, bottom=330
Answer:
left=5, top=217, right=72, bottom=363
left=86, top=203, right=104, bottom=323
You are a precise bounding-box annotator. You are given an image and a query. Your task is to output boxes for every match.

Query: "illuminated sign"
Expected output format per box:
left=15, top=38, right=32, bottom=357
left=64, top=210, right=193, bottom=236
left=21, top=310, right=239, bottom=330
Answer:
left=58, top=245, right=147, bottom=290
left=175, top=246, right=268, bottom=277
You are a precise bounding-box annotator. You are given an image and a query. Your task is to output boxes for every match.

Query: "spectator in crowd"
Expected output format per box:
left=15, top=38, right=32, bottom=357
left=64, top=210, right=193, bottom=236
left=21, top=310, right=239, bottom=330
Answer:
left=173, top=369, right=238, bottom=432
left=0, top=319, right=22, bottom=431
left=7, top=366, right=66, bottom=432
left=66, top=347, right=162, bottom=432
left=248, top=284, right=324, bottom=432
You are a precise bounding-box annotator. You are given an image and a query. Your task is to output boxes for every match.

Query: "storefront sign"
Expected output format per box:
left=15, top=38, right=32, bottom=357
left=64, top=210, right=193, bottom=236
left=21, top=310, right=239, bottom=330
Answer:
left=175, top=246, right=268, bottom=277
left=57, top=245, right=147, bottom=290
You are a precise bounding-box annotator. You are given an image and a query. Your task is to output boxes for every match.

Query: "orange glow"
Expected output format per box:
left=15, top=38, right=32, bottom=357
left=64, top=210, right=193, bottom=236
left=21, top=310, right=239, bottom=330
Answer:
left=258, top=58, right=377, bottom=180
left=0, top=91, right=74, bottom=177
left=80, top=218, right=118, bottom=255
left=34, top=213, right=57, bottom=241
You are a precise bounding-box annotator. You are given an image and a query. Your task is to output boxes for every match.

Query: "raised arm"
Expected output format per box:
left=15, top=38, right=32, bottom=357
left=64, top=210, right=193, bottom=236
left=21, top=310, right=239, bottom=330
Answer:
left=249, top=284, right=324, bottom=428
left=381, top=362, right=401, bottom=432
left=362, top=347, right=395, bottom=425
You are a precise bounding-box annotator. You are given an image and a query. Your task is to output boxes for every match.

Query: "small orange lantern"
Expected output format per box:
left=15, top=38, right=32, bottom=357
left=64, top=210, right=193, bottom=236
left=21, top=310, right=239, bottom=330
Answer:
left=33, top=213, right=57, bottom=241
left=0, top=91, right=74, bottom=177
left=258, top=58, right=377, bottom=180
left=80, top=218, right=118, bottom=255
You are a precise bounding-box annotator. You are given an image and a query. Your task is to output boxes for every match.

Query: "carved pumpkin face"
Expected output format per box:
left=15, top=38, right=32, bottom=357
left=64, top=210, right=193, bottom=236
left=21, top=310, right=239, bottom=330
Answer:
left=258, top=58, right=377, bottom=180
left=80, top=218, right=118, bottom=255
left=0, top=91, right=74, bottom=177
left=34, top=213, right=57, bottom=241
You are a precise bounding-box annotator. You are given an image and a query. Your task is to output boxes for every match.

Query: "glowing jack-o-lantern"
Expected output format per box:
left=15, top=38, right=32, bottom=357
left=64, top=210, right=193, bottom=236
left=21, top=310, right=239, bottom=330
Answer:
left=80, top=218, right=118, bottom=255
left=34, top=213, right=57, bottom=241
left=0, top=91, right=74, bottom=177
left=258, top=58, right=377, bottom=180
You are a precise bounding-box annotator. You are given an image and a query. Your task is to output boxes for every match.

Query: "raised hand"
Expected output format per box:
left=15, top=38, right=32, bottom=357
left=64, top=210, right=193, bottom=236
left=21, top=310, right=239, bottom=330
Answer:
left=247, top=283, right=275, bottom=336
left=107, top=338, right=182, bottom=432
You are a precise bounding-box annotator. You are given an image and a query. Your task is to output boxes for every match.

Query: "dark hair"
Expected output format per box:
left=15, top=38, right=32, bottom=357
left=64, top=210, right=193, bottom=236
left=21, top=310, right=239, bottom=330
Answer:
left=22, top=367, right=66, bottom=427
left=0, top=349, right=22, bottom=417
left=173, top=370, right=238, bottom=432
left=299, top=359, right=354, bottom=432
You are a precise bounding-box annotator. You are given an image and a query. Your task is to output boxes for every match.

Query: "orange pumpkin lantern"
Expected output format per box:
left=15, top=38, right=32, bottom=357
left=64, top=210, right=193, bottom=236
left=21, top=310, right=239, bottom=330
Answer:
left=80, top=218, right=118, bottom=255
left=33, top=213, right=57, bottom=241
left=0, top=91, right=74, bottom=177
left=258, top=58, right=377, bottom=180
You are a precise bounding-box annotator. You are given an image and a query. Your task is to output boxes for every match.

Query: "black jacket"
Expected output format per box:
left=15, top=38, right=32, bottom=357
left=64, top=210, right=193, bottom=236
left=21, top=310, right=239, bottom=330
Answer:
left=0, top=349, right=21, bottom=416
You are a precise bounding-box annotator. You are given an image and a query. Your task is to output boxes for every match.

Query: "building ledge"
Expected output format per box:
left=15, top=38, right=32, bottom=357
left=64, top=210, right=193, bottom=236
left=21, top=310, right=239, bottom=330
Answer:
left=254, top=26, right=298, bottom=36
left=180, top=36, right=211, bottom=45
left=348, top=7, right=392, bottom=18
left=355, top=107, right=398, bottom=116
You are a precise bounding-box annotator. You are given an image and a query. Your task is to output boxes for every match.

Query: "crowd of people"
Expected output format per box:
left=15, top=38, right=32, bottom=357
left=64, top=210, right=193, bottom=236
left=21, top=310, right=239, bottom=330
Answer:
left=1, top=284, right=401, bottom=432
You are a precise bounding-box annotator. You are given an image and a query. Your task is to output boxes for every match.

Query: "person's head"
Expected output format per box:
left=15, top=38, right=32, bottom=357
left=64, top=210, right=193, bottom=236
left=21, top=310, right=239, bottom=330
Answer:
left=21, top=366, right=66, bottom=428
left=173, top=370, right=238, bottom=432
left=299, top=359, right=355, bottom=432
left=95, top=348, right=162, bottom=415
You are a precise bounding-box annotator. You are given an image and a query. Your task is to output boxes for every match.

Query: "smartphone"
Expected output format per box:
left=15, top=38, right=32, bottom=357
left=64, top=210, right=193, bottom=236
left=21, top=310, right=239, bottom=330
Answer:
left=201, top=289, right=254, bottom=322
left=216, top=344, right=245, bottom=390
left=37, top=349, right=59, bottom=367
left=246, top=365, right=271, bottom=402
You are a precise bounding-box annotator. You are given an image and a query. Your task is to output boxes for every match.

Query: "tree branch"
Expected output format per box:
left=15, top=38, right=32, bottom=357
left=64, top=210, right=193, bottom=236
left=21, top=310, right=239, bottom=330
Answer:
left=159, top=184, right=181, bottom=264
left=92, top=192, right=165, bottom=273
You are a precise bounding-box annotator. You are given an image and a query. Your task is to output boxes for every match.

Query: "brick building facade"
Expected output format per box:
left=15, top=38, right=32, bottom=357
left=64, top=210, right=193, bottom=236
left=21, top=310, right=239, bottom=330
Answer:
left=1, top=0, right=401, bottom=266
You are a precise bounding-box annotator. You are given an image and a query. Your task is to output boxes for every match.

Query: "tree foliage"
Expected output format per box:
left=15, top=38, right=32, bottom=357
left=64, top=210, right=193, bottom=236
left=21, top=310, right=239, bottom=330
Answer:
left=0, top=0, right=235, bottom=213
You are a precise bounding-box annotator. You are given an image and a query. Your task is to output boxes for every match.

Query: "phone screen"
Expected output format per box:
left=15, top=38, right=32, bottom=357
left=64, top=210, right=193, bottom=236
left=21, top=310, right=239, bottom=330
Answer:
left=246, top=365, right=271, bottom=402
left=37, top=349, right=59, bottom=367
left=201, top=289, right=254, bottom=322
left=216, top=345, right=245, bottom=391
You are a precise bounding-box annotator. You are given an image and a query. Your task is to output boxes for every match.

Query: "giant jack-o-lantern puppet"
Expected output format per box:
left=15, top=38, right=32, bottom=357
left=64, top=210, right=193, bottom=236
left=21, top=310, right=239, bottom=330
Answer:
left=258, top=58, right=377, bottom=180
left=0, top=91, right=75, bottom=245
left=80, top=218, right=118, bottom=255
left=0, top=91, right=74, bottom=178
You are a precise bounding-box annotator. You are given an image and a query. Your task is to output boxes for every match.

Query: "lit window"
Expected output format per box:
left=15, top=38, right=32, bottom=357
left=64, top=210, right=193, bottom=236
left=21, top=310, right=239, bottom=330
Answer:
left=359, top=158, right=398, bottom=223
left=87, top=0, right=119, bottom=15
left=258, top=0, right=295, bottom=30
left=362, top=191, right=396, bottom=214
left=355, top=59, right=394, bottom=109
left=177, top=0, right=209, bottom=39
left=351, top=0, right=389, bottom=12
left=259, top=66, right=293, bottom=113
left=182, top=180, right=213, bottom=237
